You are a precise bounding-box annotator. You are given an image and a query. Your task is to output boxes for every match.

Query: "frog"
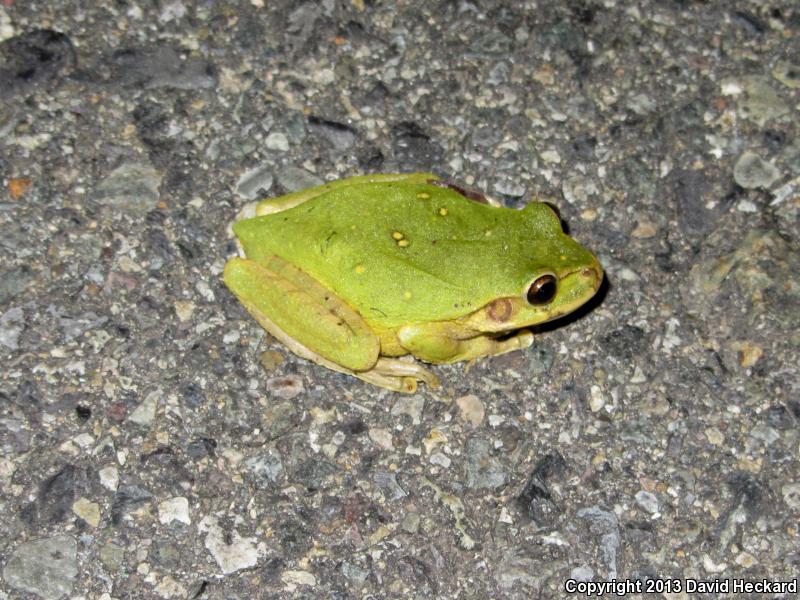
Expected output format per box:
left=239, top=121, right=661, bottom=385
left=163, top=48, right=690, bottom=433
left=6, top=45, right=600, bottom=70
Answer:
left=223, top=173, right=602, bottom=393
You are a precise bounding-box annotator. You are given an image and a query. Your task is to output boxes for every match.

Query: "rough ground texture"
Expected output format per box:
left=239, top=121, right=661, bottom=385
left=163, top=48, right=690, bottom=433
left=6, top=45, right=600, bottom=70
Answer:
left=1, top=1, right=798, bottom=599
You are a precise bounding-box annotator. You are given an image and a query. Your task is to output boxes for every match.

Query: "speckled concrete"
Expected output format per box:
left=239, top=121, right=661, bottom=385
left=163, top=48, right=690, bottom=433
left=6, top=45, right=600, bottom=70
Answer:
left=1, top=1, right=798, bottom=599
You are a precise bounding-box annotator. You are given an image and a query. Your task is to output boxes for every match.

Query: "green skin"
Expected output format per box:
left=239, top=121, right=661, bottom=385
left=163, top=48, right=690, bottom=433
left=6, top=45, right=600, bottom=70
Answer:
left=224, top=173, right=603, bottom=393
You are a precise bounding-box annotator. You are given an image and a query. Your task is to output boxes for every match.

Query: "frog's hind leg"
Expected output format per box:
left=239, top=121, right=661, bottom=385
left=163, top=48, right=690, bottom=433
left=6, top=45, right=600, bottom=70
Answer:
left=225, top=255, right=380, bottom=371
left=224, top=255, right=438, bottom=393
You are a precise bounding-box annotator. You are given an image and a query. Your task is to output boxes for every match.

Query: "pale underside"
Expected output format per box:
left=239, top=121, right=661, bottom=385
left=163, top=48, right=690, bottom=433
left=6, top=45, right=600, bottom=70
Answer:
left=226, top=254, right=535, bottom=393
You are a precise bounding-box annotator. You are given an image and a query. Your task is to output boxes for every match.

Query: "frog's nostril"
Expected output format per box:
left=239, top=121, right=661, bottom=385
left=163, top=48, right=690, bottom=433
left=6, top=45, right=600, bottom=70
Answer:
left=582, top=262, right=604, bottom=289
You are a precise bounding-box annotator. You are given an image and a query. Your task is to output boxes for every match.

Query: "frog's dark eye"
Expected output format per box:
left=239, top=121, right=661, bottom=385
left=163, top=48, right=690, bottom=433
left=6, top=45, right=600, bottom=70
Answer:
left=526, top=274, right=557, bottom=305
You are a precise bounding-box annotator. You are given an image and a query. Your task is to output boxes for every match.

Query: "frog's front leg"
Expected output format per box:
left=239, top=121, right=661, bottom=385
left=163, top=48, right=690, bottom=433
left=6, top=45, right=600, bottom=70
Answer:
left=224, top=256, right=439, bottom=393
left=397, top=322, right=534, bottom=364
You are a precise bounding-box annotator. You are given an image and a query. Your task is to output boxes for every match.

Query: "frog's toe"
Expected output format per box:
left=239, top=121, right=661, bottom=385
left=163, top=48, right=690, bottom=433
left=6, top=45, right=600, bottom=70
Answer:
left=401, top=378, right=417, bottom=394
left=351, top=371, right=417, bottom=393
left=355, top=358, right=440, bottom=393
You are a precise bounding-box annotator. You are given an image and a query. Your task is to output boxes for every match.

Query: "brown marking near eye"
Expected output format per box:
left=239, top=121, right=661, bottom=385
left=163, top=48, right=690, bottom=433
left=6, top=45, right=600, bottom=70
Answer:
left=487, top=298, right=513, bottom=322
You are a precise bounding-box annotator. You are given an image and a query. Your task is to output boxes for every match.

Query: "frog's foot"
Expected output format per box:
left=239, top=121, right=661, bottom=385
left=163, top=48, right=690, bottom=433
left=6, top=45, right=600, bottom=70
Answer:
left=259, top=331, right=435, bottom=394
left=255, top=328, right=438, bottom=394
left=437, top=328, right=535, bottom=363
left=355, top=357, right=441, bottom=394
left=484, top=328, right=535, bottom=358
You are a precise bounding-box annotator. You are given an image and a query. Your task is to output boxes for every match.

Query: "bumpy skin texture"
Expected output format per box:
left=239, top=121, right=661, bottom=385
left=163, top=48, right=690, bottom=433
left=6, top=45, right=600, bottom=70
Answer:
left=224, top=173, right=602, bottom=392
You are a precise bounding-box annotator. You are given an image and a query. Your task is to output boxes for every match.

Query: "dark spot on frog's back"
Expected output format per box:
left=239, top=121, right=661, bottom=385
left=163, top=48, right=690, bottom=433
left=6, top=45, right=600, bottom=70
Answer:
left=369, top=307, right=387, bottom=318
left=319, top=230, right=337, bottom=255
left=428, top=179, right=489, bottom=204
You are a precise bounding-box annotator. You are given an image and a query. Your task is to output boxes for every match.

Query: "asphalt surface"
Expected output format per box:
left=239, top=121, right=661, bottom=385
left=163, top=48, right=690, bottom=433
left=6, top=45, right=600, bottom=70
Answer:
left=1, top=1, right=798, bottom=599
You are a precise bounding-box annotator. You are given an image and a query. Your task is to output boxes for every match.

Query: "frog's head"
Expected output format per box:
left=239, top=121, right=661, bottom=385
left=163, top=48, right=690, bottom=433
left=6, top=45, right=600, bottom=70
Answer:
left=461, top=202, right=603, bottom=333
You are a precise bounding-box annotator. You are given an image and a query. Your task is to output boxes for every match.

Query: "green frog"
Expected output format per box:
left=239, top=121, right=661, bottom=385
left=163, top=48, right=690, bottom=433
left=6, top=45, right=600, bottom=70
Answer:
left=224, top=173, right=602, bottom=393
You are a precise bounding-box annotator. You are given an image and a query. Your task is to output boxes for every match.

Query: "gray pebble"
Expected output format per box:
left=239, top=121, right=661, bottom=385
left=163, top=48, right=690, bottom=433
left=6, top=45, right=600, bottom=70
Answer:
left=93, top=162, right=162, bottom=214
left=105, top=45, right=216, bottom=91
left=463, top=437, right=507, bottom=490
left=576, top=505, right=621, bottom=579
left=494, top=179, right=526, bottom=198
left=341, top=561, right=370, bottom=587
left=733, top=151, right=780, bottom=189
left=391, top=395, right=425, bottom=424
left=245, top=449, right=284, bottom=483
left=570, top=566, right=594, bottom=582
left=308, top=117, right=355, bottom=151
left=782, top=483, right=800, bottom=511
left=276, top=167, right=324, bottom=194
left=0, top=306, right=24, bottom=350
left=3, top=535, right=78, bottom=600
left=265, top=132, right=289, bottom=152
left=739, top=75, right=789, bottom=126
left=749, top=423, right=780, bottom=446
left=0, top=266, right=36, bottom=305
left=635, top=490, right=659, bottom=514
left=236, top=164, right=274, bottom=200
left=467, top=31, right=513, bottom=58
left=373, top=470, right=407, bottom=500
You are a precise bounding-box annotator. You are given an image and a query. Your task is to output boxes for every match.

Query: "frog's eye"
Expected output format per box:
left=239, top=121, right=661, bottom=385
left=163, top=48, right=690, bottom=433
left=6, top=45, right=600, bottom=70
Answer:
left=526, top=274, right=557, bottom=305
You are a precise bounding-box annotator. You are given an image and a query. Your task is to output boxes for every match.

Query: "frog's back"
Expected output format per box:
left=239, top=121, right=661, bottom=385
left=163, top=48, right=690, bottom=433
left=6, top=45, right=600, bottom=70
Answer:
left=233, top=181, right=564, bottom=326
